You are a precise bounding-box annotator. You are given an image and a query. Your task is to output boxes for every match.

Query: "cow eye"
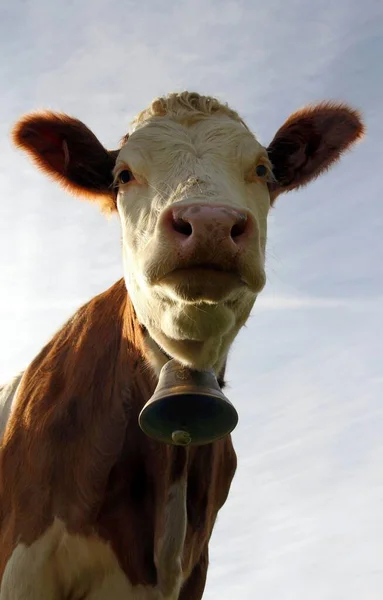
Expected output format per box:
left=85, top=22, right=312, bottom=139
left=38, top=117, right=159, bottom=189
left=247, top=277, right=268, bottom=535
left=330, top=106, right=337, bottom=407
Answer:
left=255, top=164, right=268, bottom=177
left=118, top=169, right=134, bottom=184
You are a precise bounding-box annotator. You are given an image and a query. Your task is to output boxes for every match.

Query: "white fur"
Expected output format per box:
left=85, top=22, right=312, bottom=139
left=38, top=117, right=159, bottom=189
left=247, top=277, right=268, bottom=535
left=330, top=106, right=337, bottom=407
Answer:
left=0, top=373, right=23, bottom=443
left=116, top=113, right=270, bottom=372
left=0, top=515, right=187, bottom=600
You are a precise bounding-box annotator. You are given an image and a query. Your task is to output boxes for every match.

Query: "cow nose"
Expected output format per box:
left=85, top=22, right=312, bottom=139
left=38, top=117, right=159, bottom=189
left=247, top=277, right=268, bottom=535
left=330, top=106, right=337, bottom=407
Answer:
left=163, top=204, right=251, bottom=245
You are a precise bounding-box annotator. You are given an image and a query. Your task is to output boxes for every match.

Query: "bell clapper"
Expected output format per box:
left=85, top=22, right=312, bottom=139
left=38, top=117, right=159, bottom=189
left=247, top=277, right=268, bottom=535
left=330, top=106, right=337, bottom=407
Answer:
left=171, top=430, right=192, bottom=446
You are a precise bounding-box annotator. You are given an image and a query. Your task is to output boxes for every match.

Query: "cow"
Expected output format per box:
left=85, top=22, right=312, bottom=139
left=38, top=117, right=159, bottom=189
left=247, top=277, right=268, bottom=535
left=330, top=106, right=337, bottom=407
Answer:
left=0, top=92, right=364, bottom=599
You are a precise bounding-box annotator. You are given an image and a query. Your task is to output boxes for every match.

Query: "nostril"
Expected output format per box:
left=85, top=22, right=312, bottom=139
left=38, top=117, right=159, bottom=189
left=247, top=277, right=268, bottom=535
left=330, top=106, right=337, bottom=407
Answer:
left=230, top=215, right=247, bottom=238
left=166, top=205, right=250, bottom=241
left=172, top=216, right=193, bottom=236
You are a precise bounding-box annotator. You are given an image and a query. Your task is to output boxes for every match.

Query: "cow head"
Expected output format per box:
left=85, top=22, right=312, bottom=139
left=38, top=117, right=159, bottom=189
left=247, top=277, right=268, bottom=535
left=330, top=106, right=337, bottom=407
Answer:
left=13, top=92, right=364, bottom=373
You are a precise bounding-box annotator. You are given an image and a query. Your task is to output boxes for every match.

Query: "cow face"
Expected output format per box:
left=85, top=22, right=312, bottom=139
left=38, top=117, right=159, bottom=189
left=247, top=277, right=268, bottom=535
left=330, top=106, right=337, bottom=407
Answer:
left=115, top=109, right=271, bottom=370
left=12, top=93, right=364, bottom=371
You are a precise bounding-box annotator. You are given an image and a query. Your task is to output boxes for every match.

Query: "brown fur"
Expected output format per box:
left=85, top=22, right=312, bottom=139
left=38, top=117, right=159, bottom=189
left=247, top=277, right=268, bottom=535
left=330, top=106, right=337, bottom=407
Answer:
left=0, top=279, right=237, bottom=597
left=267, top=102, right=365, bottom=202
left=12, top=112, right=119, bottom=214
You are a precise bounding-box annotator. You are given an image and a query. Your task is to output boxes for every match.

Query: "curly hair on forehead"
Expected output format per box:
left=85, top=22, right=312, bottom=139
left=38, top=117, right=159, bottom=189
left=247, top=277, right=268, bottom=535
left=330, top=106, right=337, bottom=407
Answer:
left=130, top=91, right=249, bottom=131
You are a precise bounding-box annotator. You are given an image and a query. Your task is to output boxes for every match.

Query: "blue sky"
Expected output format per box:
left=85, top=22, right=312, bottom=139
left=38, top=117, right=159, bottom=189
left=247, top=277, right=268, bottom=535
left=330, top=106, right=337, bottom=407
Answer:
left=0, top=1, right=382, bottom=598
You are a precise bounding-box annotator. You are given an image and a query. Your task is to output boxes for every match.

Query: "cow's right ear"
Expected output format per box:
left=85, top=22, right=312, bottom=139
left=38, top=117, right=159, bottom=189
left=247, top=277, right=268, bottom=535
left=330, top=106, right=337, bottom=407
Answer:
left=12, top=112, right=119, bottom=213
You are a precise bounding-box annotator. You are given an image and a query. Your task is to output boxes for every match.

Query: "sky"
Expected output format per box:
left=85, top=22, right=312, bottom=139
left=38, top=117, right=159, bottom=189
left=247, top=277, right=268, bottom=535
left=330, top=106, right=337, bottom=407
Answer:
left=0, top=0, right=382, bottom=598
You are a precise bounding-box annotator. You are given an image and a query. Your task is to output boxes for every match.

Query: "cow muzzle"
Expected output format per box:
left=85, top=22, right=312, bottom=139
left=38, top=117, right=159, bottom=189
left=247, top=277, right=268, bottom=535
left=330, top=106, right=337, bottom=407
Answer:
left=144, top=202, right=264, bottom=302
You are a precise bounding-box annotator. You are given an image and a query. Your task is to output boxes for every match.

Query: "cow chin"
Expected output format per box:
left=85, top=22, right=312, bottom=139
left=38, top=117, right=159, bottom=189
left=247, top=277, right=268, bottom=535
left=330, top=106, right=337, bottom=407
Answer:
left=160, top=300, right=236, bottom=341
left=131, top=280, right=256, bottom=370
left=157, top=294, right=255, bottom=370
left=151, top=304, right=236, bottom=370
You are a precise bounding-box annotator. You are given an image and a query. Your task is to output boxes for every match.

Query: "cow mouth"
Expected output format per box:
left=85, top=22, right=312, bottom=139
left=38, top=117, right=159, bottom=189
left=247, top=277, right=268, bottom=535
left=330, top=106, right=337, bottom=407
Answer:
left=173, top=263, right=230, bottom=273
left=155, top=263, right=245, bottom=302
left=160, top=262, right=242, bottom=281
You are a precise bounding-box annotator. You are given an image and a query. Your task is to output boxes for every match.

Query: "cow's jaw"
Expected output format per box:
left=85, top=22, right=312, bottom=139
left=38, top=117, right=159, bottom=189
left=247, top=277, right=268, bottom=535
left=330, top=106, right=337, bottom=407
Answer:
left=122, top=256, right=260, bottom=372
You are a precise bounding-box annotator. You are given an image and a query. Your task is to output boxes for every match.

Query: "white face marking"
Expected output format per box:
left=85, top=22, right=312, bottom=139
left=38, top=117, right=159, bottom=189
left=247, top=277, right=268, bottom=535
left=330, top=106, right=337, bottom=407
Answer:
left=116, top=114, right=271, bottom=371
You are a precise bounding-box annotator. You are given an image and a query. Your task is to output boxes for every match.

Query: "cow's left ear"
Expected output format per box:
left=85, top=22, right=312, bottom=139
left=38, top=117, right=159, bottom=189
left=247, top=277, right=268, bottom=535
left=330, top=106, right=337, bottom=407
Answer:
left=12, top=111, right=119, bottom=214
left=267, top=103, right=365, bottom=202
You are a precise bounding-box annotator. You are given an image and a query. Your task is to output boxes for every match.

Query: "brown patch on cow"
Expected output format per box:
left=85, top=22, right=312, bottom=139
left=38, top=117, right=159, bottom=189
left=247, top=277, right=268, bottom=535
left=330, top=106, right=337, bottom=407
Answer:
left=12, top=112, right=119, bottom=214
left=267, top=101, right=365, bottom=202
left=179, top=545, right=209, bottom=600
left=0, top=280, right=151, bottom=569
left=0, top=279, right=237, bottom=593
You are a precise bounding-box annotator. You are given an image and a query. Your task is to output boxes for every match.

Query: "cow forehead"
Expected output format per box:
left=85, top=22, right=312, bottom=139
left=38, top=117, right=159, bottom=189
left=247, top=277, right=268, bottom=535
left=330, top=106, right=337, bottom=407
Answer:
left=115, top=115, right=265, bottom=175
